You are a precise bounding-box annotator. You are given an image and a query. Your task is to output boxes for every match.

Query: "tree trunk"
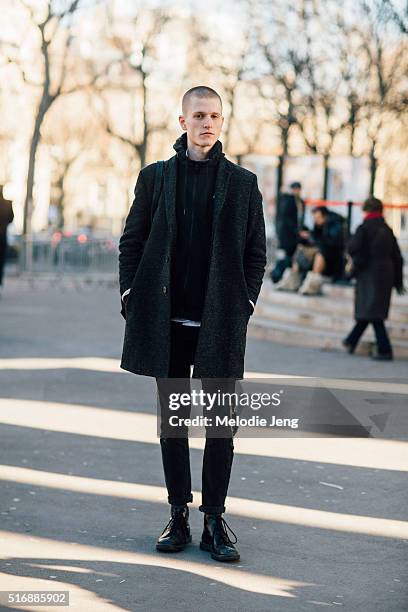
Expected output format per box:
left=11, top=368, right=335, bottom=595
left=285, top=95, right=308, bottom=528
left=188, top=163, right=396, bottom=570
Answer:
left=223, top=88, right=236, bottom=154
left=349, top=122, right=356, bottom=156
left=322, top=154, right=330, bottom=200
left=57, top=174, right=65, bottom=229
left=369, top=141, right=377, bottom=196
left=139, top=143, right=146, bottom=170
left=23, top=98, right=51, bottom=236
left=57, top=202, right=65, bottom=230
left=276, top=154, right=284, bottom=201
left=23, top=116, right=42, bottom=236
left=275, top=125, right=289, bottom=202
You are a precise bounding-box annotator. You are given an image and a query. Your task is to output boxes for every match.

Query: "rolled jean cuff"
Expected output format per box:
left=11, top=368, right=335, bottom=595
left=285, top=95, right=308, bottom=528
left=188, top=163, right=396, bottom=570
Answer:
left=168, top=493, right=193, bottom=506
left=198, top=504, right=226, bottom=514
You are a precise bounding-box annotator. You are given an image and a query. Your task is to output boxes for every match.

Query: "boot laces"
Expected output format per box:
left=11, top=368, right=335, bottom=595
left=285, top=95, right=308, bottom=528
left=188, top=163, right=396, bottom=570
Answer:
left=163, top=509, right=187, bottom=534
left=216, top=516, right=238, bottom=545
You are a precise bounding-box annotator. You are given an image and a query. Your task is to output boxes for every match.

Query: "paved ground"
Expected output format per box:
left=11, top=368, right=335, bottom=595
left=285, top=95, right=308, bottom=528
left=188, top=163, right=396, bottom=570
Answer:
left=0, top=276, right=407, bottom=611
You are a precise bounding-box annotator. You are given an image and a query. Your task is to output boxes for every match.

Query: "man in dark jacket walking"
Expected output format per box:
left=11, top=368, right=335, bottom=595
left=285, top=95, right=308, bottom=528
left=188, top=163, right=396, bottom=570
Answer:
left=118, top=86, right=266, bottom=561
left=0, top=186, right=14, bottom=290
left=343, top=197, right=404, bottom=360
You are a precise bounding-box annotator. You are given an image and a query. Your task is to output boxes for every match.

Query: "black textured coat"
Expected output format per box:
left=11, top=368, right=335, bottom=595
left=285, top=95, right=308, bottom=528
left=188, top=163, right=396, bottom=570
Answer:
left=347, top=217, right=404, bottom=321
left=118, top=138, right=267, bottom=378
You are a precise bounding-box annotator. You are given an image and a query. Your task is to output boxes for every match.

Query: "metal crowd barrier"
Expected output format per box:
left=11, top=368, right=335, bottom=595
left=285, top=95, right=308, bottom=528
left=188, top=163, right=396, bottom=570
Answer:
left=19, top=237, right=118, bottom=275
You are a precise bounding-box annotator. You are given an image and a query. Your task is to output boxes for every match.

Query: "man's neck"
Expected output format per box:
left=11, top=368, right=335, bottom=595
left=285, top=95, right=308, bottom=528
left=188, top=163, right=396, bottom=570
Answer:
left=186, top=138, right=214, bottom=161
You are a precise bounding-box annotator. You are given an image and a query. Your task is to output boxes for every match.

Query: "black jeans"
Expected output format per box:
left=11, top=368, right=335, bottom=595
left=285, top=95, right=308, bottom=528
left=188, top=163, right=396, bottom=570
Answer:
left=156, top=321, right=235, bottom=514
left=345, top=319, right=392, bottom=354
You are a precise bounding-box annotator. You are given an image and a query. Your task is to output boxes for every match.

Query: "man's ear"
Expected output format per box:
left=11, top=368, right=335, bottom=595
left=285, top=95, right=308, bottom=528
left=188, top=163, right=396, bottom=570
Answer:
left=179, top=115, right=187, bottom=131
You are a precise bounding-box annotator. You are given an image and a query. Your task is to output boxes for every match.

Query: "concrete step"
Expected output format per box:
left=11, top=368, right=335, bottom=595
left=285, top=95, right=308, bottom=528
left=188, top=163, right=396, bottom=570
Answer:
left=321, top=282, right=408, bottom=305
left=248, top=316, right=408, bottom=358
left=261, top=282, right=408, bottom=324
left=251, top=276, right=408, bottom=357
left=255, top=301, right=408, bottom=341
left=264, top=275, right=408, bottom=304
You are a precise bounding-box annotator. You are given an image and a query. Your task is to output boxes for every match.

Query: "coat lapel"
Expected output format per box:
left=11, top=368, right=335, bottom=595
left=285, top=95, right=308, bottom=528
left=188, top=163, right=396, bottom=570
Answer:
left=163, top=156, right=177, bottom=241
left=212, top=157, right=233, bottom=234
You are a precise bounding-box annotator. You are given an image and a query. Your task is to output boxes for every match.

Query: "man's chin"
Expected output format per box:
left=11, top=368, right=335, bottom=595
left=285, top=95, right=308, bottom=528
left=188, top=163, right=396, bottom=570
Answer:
left=198, top=136, right=216, bottom=147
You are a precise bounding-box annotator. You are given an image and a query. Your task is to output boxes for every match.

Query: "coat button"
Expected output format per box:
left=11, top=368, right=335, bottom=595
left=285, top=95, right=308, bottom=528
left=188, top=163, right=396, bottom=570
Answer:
left=165, top=255, right=170, bottom=262
left=162, top=286, right=167, bottom=294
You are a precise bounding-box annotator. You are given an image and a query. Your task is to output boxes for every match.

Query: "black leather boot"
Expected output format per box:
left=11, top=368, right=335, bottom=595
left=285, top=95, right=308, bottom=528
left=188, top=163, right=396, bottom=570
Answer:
left=156, top=505, right=192, bottom=552
left=371, top=352, right=393, bottom=361
left=342, top=338, right=356, bottom=354
left=200, top=513, right=240, bottom=562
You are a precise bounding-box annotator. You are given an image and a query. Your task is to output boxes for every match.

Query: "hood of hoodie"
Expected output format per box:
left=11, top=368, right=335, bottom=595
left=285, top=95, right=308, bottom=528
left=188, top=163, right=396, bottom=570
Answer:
left=173, top=132, right=224, bottom=167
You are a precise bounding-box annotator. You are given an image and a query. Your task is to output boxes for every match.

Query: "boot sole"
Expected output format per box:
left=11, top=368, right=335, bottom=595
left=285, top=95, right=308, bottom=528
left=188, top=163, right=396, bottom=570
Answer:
left=156, top=536, right=192, bottom=553
left=199, top=541, right=240, bottom=562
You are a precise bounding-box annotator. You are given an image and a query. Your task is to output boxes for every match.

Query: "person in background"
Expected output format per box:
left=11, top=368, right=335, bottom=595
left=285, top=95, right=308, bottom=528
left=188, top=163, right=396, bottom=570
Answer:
left=272, top=181, right=305, bottom=282
left=343, top=197, right=404, bottom=360
left=276, top=205, right=345, bottom=295
left=0, top=185, right=14, bottom=293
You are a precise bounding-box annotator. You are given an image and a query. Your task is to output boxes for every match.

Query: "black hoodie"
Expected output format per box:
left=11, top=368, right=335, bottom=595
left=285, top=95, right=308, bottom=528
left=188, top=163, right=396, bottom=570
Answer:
left=171, top=132, right=224, bottom=321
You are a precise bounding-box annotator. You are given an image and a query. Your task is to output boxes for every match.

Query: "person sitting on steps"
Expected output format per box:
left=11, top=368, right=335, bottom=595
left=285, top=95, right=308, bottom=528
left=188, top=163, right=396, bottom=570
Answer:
left=275, top=205, right=345, bottom=296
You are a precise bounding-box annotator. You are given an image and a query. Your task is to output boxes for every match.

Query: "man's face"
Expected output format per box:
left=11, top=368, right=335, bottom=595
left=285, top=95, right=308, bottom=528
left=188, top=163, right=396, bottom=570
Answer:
left=291, top=187, right=301, bottom=197
left=312, top=211, right=325, bottom=226
left=179, top=96, right=224, bottom=150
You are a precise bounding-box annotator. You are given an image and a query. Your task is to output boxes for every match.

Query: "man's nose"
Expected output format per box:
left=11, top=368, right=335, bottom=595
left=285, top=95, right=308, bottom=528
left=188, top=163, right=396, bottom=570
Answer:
left=203, top=116, right=213, bottom=128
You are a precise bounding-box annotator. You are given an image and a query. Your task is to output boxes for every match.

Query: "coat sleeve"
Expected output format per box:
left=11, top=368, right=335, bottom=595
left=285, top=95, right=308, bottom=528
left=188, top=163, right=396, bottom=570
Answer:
left=243, top=176, right=267, bottom=307
left=391, top=235, right=404, bottom=291
left=347, top=224, right=365, bottom=256
left=118, top=170, right=151, bottom=297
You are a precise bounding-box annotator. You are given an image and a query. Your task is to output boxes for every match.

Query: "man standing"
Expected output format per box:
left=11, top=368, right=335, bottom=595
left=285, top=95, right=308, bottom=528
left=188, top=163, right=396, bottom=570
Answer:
left=118, top=86, right=266, bottom=562
left=0, top=186, right=14, bottom=292
left=275, top=181, right=305, bottom=259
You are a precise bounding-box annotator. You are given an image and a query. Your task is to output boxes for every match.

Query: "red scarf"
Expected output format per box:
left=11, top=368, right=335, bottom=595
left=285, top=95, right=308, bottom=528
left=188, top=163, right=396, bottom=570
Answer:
left=364, top=212, right=383, bottom=220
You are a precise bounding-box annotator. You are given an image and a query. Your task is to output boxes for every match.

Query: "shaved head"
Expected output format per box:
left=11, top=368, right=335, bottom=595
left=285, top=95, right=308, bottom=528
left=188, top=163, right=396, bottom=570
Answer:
left=182, top=86, right=222, bottom=115
left=179, top=87, right=224, bottom=158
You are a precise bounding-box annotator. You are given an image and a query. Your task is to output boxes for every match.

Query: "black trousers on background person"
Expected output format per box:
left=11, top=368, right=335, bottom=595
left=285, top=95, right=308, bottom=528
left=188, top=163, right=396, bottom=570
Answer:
left=345, top=319, right=392, bottom=354
left=156, top=321, right=235, bottom=514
